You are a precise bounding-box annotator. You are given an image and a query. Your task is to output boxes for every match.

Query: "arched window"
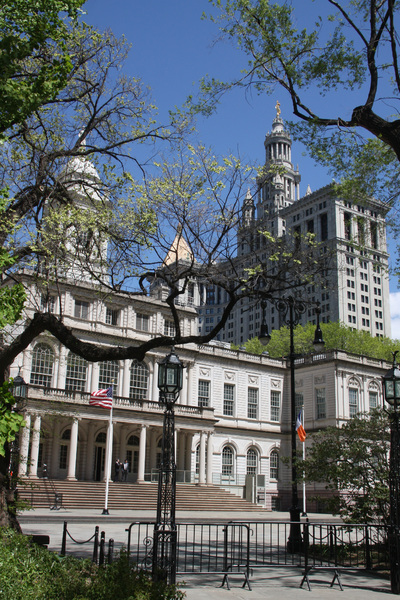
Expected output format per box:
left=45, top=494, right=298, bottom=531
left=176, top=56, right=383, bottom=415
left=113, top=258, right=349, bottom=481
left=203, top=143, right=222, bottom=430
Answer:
left=95, top=432, right=107, bottom=444
left=270, top=450, right=279, bottom=480
left=30, top=343, right=54, bottom=387
left=129, top=361, right=149, bottom=400
left=99, top=361, right=119, bottom=390
left=246, top=448, right=258, bottom=475
left=222, top=446, right=234, bottom=477
left=65, top=352, right=87, bottom=391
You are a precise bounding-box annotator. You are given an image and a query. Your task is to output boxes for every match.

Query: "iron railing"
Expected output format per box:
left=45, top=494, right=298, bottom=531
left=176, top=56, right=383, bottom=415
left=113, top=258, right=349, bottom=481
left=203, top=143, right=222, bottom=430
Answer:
left=126, top=520, right=389, bottom=578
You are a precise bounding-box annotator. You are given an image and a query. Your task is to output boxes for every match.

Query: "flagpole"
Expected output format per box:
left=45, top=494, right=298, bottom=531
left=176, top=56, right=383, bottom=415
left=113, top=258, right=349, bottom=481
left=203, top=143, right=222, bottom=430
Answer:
left=301, top=405, right=307, bottom=517
left=102, top=402, right=113, bottom=515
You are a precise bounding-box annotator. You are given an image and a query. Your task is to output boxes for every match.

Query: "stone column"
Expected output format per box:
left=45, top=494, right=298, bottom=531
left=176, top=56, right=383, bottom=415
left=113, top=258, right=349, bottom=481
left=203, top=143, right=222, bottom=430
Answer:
left=180, top=365, right=188, bottom=405
left=152, top=361, right=159, bottom=403
left=206, top=432, right=213, bottom=485
left=91, top=363, right=99, bottom=394
left=28, top=414, right=41, bottom=478
left=198, top=431, right=206, bottom=486
left=18, top=413, right=31, bottom=477
left=185, top=433, right=193, bottom=474
left=137, top=424, right=147, bottom=483
left=122, top=361, right=130, bottom=398
left=67, top=418, right=79, bottom=480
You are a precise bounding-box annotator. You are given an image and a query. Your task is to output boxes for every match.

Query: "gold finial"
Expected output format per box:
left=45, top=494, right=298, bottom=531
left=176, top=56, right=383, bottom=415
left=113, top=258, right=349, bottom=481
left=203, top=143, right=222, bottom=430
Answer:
left=275, top=100, right=281, bottom=118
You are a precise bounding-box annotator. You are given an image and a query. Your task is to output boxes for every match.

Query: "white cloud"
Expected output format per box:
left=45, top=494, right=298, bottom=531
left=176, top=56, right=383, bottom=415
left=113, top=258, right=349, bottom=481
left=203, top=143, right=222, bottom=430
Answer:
left=390, top=292, right=400, bottom=340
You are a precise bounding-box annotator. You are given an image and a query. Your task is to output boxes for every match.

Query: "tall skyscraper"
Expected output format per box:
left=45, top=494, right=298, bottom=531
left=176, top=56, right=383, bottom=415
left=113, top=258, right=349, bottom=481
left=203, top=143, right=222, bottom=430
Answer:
left=197, top=105, right=390, bottom=344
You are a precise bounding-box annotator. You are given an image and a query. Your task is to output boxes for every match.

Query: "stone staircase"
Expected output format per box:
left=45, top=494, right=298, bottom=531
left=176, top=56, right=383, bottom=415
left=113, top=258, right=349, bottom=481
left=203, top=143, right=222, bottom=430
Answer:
left=18, top=479, right=262, bottom=512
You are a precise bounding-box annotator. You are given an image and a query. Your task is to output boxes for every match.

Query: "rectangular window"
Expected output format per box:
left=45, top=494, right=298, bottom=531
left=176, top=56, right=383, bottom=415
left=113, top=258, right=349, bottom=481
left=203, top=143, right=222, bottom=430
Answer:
left=320, top=213, right=328, bottom=241
left=136, top=313, right=149, bottom=331
left=248, top=388, right=259, bottom=419
left=349, top=388, right=358, bottom=417
left=271, top=391, right=281, bottom=422
left=106, top=307, right=119, bottom=326
left=198, top=380, right=210, bottom=408
left=316, top=388, right=326, bottom=419
left=223, top=384, right=235, bottom=416
left=270, top=452, right=279, bottom=480
left=369, top=391, right=378, bottom=409
left=74, top=299, right=89, bottom=319
left=164, top=319, right=176, bottom=336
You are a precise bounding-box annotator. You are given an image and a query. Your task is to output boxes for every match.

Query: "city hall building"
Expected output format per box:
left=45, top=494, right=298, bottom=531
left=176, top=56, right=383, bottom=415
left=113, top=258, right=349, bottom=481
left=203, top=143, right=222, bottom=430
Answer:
left=6, top=108, right=392, bottom=510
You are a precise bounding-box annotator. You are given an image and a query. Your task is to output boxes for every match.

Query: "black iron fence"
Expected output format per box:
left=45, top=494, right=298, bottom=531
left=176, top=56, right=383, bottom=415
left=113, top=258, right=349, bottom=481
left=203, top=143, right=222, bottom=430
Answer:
left=126, top=520, right=389, bottom=586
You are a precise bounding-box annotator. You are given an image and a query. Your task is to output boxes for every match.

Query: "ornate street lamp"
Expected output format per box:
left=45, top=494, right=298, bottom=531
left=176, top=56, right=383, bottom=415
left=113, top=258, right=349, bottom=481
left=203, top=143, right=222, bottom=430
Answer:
left=152, top=347, right=183, bottom=584
left=9, top=370, right=27, bottom=488
left=382, top=351, right=400, bottom=594
left=259, top=297, right=324, bottom=552
left=12, top=371, right=27, bottom=401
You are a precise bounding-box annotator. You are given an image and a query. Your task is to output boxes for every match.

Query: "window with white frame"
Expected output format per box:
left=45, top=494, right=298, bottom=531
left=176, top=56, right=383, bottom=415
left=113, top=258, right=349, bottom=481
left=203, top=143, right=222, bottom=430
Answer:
left=129, top=361, right=149, bottom=400
left=246, top=448, right=258, bottom=474
left=271, top=391, right=281, bottom=422
left=248, top=388, right=259, bottom=419
left=164, top=319, right=176, bottom=336
left=74, top=299, right=89, bottom=319
left=222, top=446, right=234, bottom=476
left=136, top=313, right=149, bottom=332
left=106, top=307, right=119, bottom=326
left=316, top=388, right=326, bottom=419
left=99, top=361, right=119, bottom=390
left=30, top=343, right=54, bottom=387
left=198, top=380, right=210, bottom=408
left=349, top=387, right=359, bottom=417
left=270, top=450, right=279, bottom=480
left=223, top=383, right=235, bottom=416
left=369, top=390, right=378, bottom=409
left=65, top=352, right=87, bottom=392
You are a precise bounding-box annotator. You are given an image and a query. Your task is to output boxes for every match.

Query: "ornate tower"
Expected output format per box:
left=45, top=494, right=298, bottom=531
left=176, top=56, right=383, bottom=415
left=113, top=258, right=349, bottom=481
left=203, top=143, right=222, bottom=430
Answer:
left=257, top=101, right=301, bottom=227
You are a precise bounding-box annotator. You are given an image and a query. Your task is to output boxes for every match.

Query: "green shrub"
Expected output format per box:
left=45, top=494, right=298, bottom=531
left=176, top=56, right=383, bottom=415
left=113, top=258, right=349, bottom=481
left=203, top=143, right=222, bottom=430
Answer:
left=0, top=528, right=184, bottom=600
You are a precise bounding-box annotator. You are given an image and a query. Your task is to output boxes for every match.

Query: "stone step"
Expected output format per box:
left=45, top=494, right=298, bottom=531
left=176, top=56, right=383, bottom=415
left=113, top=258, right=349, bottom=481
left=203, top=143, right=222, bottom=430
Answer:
left=18, top=480, right=260, bottom=512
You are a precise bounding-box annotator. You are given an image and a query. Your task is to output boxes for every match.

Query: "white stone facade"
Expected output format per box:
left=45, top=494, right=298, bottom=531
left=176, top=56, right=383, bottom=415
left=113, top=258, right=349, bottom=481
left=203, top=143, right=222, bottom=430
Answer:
left=10, top=274, right=389, bottom=511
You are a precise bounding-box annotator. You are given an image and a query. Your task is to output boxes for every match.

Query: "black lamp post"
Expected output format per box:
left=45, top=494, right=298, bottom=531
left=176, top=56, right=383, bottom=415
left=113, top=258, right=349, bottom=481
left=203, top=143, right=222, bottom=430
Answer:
left=259, top=297, right=324, bottom=552
left=382, top=351, right=400, bottom=594
left=10, top=370, right=27, bottom=487
left=152, top=347, right=183, bottom=585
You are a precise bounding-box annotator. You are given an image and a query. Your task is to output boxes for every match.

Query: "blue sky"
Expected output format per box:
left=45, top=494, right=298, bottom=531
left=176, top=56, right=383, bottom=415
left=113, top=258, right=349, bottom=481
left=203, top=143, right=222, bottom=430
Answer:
left=82, top=0, right=400, bottom=338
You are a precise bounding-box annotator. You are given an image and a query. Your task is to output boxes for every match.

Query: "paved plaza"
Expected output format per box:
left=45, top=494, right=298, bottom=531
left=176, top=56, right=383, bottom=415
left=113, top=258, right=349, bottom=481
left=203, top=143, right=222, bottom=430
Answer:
left=19, top=507, right=397, bottom=599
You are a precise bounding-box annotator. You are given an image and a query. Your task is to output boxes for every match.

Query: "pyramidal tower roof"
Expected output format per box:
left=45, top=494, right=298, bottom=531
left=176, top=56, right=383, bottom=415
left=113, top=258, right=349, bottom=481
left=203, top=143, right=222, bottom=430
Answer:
left=163, top=228, right=194, bottom=266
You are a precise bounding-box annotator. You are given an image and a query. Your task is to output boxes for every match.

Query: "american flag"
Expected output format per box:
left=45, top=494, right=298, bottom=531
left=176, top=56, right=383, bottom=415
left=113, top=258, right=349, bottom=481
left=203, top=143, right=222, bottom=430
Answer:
left=89, top=386, right=113, bottom=409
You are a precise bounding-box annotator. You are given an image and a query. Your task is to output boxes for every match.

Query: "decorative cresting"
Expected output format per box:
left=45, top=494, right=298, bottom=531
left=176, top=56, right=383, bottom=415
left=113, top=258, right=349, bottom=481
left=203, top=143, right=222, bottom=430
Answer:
left=382, top=350, right=400, bottom=595
left=152, top=347, right=183, bottom=585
